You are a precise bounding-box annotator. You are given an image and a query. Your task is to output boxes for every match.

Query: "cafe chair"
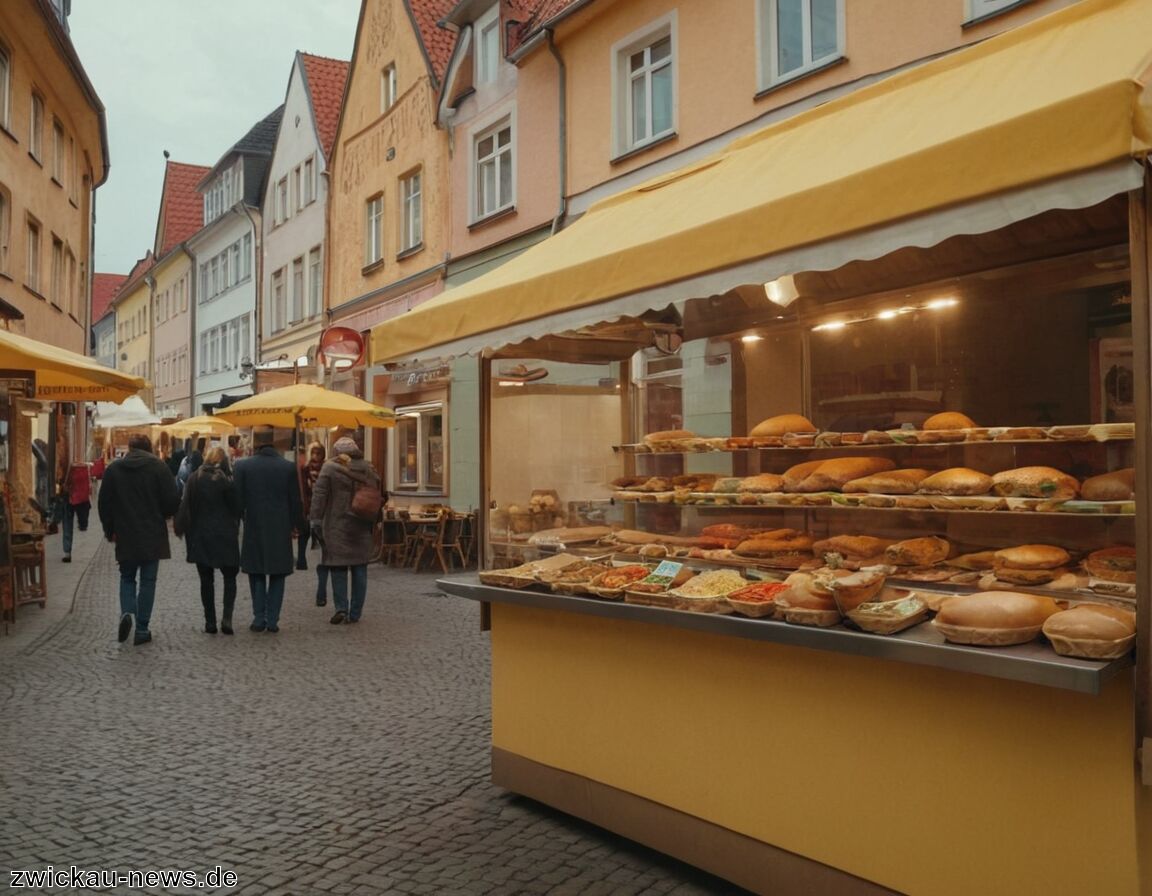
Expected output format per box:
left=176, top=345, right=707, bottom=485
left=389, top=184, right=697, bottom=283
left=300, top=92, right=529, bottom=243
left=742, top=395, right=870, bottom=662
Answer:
left=376, top=517, right=407, bottom=566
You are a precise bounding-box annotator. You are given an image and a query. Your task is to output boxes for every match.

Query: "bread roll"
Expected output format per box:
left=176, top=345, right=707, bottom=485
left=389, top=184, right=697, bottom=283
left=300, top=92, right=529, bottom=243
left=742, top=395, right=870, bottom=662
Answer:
left=917, top=468, right=993, bottom=496
left=781, top=460, right=824, bottom=491
left=990, top=466, right=1079, bottom=501
left=1082, top=546, right=1136, bottom=584
left=643, top=429, right=694, bottom=444
left=1042, top=604, right=1137, bottom=659
left=923, top=412, right=977, bottom=430
left=885, top=536, right=950, bottom=566
left=750, top=414, right=816, bottom=437
left=737, top=473, right=785, bottom=493
left=933, top=591, right=1062, bottom=646
left=1080, top=468, right=1135, bottom=502
left=733, top=530, right=813, bottom=555
left=948, top=550, right=999, bottom=571
left=811, top=534, right=896, bottom=560
left=993, top=544, right=1070, bottom=570
left=817, top=566, right=889, bottom=611
left=791, top=456, right=897, bottom=493
left=842, top=469, right=930, bottom=495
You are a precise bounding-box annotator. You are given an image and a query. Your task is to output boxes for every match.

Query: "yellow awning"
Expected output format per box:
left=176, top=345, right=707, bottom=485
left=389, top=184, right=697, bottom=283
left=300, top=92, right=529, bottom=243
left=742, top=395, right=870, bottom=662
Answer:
left=214, top=383, right=395, bottom=429
left=0, top=328, right=146, bottom=402
left=372, top=0, right=1152, bottom=363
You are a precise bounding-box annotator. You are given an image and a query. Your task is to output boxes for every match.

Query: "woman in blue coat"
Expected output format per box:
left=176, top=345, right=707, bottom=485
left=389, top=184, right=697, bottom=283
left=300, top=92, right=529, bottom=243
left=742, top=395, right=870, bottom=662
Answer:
left=174, top=446, right=241, bottom=634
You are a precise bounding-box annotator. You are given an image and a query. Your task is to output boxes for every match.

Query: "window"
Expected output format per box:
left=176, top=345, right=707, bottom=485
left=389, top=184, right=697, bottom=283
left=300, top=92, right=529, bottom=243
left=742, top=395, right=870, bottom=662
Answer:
left=0, top=46, right=9, bottom=130
left=230, top=242, right=241, bottom=285
left=221, top=249, right=229, bottom=289
left=760, top=0, right=843, bottom=86
left=291, top=256, right=304, bottom=323
left=400, top=170, right=422, bottom=252
left=365, top=194, right=383, bottom=265
left=620, top=30, right=674, bottom=151
left=381, top=64, right=397, bottom=112
left=276, top=177, right=288, bottom=225
left=67, top=135, right=77, bottom=203
left=242, top=233, right=252, bottom=279
left=474, top=6, right=500, bottom=85
left=271, top=267, right=286, bottom=332
left=966, top=0, right=1027, bottom=20
left=50, top=236, right=63, bottom=307
left=25, top=218, right=40, bottom=293
left=52, top=120, right=65, bottom=184
left=394, top=402, right=445, bottom=492
left=308, top=247, right=322, bottom=318
left=303, top=157, right=315, bottom=205
left=66, top=248, right=76, bottom=317
left=0, top=185, right=9, bottom=274
left=474, top=121, right=512, bottom=219
left=293, top=165, right=302, bottom=212
left=29, top=93, right=43, bottom=161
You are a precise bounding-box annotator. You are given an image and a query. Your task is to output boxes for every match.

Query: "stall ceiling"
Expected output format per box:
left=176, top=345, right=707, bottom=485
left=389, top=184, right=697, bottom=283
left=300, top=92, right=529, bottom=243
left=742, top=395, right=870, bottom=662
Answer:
left=371, top=0, right=1151, bottom=364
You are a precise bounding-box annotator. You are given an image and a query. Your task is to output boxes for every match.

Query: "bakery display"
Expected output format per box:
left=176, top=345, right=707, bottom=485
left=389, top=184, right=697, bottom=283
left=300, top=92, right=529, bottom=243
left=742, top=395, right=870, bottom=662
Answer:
left=1042, top=604, right=1137, bottom=659
left=933, top=591, right=1063, bottom=646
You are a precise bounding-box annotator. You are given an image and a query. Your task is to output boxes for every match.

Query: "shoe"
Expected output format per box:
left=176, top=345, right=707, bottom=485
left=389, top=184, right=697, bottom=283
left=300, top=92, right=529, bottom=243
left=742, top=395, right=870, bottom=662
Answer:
left=266, top=624, right=279, bottom=633
left=205, top=622, right=218, bottom=634
left=346, top=617, right=360, bottom=624
left=329, top=610, right=346, bottom=625
left=249, top=621, right=266, bottom=632
left=296, top=560, right=307, bottom=570
left=62, top=555, right=71, bottom=563
left=133, top=630, right=152, bottom=645
left=117, top=613, right=133, bottom=643
left=221, top=622, right=234, bottom=635
left=315, top=596, right=327, bottom=607
left=79, top=526, right=87, bottom=532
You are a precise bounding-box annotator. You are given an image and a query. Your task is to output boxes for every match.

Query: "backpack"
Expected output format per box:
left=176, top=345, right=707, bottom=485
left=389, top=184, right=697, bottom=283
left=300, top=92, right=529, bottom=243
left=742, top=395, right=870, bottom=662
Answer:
left=347, top=471, right=384, bottom=521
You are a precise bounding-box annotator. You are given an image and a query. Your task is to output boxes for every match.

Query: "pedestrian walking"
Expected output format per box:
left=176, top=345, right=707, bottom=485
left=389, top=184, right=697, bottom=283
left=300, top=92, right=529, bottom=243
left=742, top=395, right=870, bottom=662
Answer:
left=310, top=436, right=382, bottom=625
left=97, top=433, right=180, bottom=646
left=297, top=441, right=331, bottom=601
left=90, top=453, right=105, bottom=500
left=233, top=428, right=301, bottom=633
left=59, top=460, right=92, bottom=562
left=173, top=446, right=241, bottom=635
left=176, top=438, right=204, bottom=497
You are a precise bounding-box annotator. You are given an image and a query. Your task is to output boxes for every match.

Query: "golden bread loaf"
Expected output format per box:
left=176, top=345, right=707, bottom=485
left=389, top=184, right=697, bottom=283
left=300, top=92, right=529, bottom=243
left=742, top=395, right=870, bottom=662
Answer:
left=788, top=456, right=897, bottom=493
left=922, top=412, right=977, bottom=430
left=1042, top=604, right=1137, bottom=659
left=842, top=469, right=930, bottom=494
left=750, top=414, right=817, bottom=437
left=933, top=591, right=1062, bottom=646
left=884, top=536, right=950, bottom=566
left=917, top=468, right=994, bottom=496
left=1080, top=468, right=1135, bottom=502
left=989, top=466, right=1079, bottom=501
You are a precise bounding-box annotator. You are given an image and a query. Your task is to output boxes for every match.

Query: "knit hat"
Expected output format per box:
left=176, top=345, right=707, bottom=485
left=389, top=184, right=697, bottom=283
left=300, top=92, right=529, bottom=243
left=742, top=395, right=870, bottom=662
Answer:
left=333, top=436, right=361, bottom=456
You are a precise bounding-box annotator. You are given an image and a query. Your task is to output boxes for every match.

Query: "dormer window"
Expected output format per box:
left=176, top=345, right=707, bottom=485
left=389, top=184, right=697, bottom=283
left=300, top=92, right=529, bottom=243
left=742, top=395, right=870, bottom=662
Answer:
left=474, top=6, right=500, bottom=85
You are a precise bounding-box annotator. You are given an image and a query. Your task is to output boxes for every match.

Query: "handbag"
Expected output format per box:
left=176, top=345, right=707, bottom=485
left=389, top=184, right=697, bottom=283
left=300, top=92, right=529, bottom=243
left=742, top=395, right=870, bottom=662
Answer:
left=347, top=472, right=383, bottom=521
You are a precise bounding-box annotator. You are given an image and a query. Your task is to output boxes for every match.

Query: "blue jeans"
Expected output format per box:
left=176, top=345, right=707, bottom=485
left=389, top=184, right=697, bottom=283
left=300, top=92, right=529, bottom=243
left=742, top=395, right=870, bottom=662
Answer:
left=119, top=560, right=159, bottom=633
left=330, top=564, right=368, bottom=620
left=248, top=573, right=287, bottom=627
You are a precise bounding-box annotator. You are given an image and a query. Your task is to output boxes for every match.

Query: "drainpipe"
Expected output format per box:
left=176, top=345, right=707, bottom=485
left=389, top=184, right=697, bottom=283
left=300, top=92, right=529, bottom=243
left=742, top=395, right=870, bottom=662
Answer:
left=238, top=203, right=262, bottom=381
left=144, top=270, right=156, bottom=414
left=187, top=241, right=197, bottom=415
left=546, top=28, right=568, bottom=235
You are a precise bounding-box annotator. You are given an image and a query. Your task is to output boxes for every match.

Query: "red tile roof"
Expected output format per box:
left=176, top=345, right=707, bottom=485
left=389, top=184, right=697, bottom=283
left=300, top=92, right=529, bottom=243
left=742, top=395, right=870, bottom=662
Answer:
left=408, top=0, right=458, bottom=82
left=116, top=251, right=155, bottom=305
left=91, top=273, right=126, bottom=323
left=300, top=53, right=351, bottom=163
left=509, top=0, right=587, bottom=53
left=156, top=160, right=210, bottom=257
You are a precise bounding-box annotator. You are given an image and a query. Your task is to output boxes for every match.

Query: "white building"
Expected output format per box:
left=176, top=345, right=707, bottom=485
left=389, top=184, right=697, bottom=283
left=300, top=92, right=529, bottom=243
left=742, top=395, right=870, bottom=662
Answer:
left=188, top=107, right=283, bottom=412
left=261, top=53, right=349, bottom=380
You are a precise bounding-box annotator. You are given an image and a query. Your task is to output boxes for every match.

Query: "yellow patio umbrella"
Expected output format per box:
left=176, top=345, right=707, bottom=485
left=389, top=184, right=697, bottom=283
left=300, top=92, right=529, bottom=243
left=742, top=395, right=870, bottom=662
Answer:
left=0, top=327, right=145, bottom=402
left=214, top=383, right=395, bottom=429
left=159, top=414, right=236, bottom=437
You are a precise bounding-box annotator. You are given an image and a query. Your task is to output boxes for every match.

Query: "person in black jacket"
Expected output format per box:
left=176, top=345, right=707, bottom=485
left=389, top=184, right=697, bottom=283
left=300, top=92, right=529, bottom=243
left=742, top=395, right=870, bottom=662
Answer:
left=233, top=428, right=302, bottom=633
left=174, top=446, right=241, bottom=634
left=97, top=433, right=180, bottom=645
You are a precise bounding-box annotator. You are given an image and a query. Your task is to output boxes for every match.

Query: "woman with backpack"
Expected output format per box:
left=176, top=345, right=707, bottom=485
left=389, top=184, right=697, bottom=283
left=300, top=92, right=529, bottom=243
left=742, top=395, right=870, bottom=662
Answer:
left=309, top=436, right=382, bottom=625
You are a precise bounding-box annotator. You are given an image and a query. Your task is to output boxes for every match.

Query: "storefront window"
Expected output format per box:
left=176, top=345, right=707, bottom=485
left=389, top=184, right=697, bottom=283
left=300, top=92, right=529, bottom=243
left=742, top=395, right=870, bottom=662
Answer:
left=394, top=402, right=444, bottom=493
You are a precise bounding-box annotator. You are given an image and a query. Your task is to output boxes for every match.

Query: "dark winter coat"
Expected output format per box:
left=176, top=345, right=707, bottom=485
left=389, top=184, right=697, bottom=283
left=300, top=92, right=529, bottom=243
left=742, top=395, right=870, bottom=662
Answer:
left=97, top=448, right=180, bottom=567
left=233, top=445, right=301, bottom=575
left=309, top=458, right=381, bottom=567
left=174, top=462, right=240, bottom=568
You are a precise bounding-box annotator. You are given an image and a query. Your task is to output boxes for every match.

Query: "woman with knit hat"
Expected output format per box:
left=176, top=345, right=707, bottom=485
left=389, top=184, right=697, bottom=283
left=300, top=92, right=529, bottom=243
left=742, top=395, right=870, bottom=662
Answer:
left=309, top=435, right=382, bottom=624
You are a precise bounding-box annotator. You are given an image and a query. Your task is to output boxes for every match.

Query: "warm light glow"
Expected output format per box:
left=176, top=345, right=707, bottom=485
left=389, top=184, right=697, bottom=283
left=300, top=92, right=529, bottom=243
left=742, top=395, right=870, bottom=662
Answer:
left=741, top=334, right=763, bottom=343
left=763, top=274, right=800, bottom=307
left=496, top=381, right=526, bottom=387
left=812, top=321, right=847, bottom=332
left=927, top=297, right=958, bottom=309
left=877, top=309, right=898, bottom=320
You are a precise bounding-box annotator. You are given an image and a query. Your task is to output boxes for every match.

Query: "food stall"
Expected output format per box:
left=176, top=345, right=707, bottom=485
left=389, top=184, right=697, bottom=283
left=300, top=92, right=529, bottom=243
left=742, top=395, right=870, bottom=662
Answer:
left=370, top=2, right=1152, bottom=892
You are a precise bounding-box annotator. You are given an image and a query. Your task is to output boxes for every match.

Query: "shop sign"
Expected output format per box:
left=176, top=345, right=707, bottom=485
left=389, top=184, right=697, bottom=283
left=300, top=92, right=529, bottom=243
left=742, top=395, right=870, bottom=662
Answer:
left=400, top=364, right=450, bottom=389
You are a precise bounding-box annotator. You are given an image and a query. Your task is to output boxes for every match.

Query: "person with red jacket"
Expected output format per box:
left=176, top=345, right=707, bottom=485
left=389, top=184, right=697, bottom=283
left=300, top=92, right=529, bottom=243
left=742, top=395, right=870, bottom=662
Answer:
left=60, top=461, right=92, bottom=562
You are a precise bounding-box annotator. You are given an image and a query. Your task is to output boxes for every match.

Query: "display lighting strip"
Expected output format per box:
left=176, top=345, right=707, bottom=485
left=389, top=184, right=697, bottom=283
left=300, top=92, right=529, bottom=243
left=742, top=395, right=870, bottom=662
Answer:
left=810, top=297, right=958, bottom=332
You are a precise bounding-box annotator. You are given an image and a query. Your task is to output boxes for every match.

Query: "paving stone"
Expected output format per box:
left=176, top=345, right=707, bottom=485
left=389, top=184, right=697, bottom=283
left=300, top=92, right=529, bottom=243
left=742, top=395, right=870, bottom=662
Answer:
left=0, top=540, right=748, bottom=895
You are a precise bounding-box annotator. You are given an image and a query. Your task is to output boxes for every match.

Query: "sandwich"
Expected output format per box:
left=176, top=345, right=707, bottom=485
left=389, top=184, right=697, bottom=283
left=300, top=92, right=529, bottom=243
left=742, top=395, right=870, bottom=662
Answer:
left=1082, top=546, right=1136, bottom=585
left=732, top=529, right=814, bottom=568
left=787, top=456, right=897, bottom=493
left=917, top=468, right=993, bottom=496
left=991, top=544, right=1070, bottom=585
left=774, top=571, right=842, bottom=627
left=842, top=469, right=930, bottom=495
left=884, top=536, right=950, bottom=567
left=989, top=466, right=1079, bottom=501
left=811, top=534, right=896, bottom=569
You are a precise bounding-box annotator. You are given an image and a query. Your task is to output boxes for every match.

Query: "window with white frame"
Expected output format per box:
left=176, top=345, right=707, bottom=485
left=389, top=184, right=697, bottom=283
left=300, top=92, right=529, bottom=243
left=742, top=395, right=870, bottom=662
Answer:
left=276, top=176, right=289, bottom=225
left=965, top=0, right=1026, bottom=19
left=616, top=24, right=675, bottom=154
left=393, top=402, right=445, bottom=492
left=474, top=120, right=512, bottom=220
left=474, top=6, right=500, bottom=85
left=0, top=184, right=9, bottom=274
left=303, top=156, right=315, bottom=205
left=400, top=170, right=422, bottom=252
left=25, top=217, right=40, bottom=292
left=293, top=165, right=302, bottom=212
left=30, top=93, right=43, bottom=161
left=271, top=266, right=286, bottom=332
left=365, top=194, right=383, bottom=265
left=760, top=0, right=843, bottom=87
left=0, top=46, right=9, bottom=131
left=242, top=232, right=252, bottom=279
left=291, top=256, right=304, bottom=323
left=381, top=63, right=397, bottom=112
left=307, top=246, right=322, bottom=318
left=52, top=120, right=65, bottom=184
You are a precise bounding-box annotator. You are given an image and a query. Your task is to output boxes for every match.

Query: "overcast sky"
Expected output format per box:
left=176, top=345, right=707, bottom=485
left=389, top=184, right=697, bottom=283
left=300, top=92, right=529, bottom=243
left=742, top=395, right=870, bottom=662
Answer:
left=68, top=0, right=362, bottom=276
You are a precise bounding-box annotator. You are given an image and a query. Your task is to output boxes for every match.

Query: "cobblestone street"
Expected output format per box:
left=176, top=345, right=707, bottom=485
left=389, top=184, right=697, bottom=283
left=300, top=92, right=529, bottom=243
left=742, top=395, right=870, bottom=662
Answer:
left=0, top=527, right=746, bottom=895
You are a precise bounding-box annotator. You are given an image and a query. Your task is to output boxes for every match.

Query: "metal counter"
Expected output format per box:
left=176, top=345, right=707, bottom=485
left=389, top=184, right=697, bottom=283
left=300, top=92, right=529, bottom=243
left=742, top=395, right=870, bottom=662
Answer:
left=438, top=574, right=1131, bottom=695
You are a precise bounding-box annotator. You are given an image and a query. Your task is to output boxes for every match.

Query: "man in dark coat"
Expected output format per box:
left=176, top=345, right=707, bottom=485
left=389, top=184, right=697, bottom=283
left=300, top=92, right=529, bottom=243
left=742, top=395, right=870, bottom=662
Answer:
left=97, top=433, right=180, bottom=645
left=233, top=428, right=301, bottom=633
